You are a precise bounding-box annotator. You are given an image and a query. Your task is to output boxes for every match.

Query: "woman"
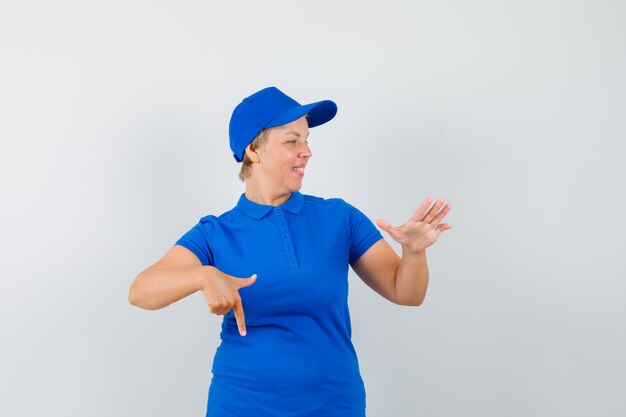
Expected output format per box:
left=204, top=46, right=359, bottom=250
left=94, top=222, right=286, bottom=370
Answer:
left=128, top=86, right=452, bottom=416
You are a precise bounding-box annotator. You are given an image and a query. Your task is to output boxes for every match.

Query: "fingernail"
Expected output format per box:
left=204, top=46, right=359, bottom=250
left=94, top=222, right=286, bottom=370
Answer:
left=241, top=330, right=247, bottom=336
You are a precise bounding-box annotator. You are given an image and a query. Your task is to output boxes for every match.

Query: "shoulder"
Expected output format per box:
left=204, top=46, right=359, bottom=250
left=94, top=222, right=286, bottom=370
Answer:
left=198, top=205, right=242, bottom=226
left=302, top=194, right=352, bottom=210
left=302, top=193, right=366, bottom=217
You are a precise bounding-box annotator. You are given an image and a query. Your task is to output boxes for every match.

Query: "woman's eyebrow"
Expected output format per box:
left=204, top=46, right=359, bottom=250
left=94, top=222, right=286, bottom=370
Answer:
left=284, top=131, right=310, bottom=138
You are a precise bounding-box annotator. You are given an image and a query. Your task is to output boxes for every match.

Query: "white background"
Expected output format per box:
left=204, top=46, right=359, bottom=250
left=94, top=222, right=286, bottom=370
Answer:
left=1, top=1, right=625, bottom=416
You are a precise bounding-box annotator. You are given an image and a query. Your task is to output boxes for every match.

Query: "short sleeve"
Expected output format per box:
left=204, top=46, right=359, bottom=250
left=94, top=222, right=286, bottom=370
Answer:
left=175, top=216, right=215, bottom=266
left=346, top=202, right=383, bottom=265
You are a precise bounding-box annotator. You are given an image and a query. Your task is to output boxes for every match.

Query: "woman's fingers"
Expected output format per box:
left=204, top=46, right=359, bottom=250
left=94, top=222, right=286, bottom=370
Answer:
left=207, top=295, right=247, bottom=335
left=236, top=274, right=257, bottom=288
left=232, top=300, right=247, bottom=336
left=207, top=296, right=234, bottom=315
left=430, top=202, right=452, bottom=227
left=231, top=274, right=256, bottom=336
left=376, top=219, right=393, bottom=231
left=411, top=198, right=450, bottom=226
left=376, top=219, right=403, bottom=241
left=411, top=198, right=433, bottom=222
left=422, top=198, right=445, bottom=223
left=204, top=273, right=257, bottom=336
left=378, top=197, right=452, bottom=251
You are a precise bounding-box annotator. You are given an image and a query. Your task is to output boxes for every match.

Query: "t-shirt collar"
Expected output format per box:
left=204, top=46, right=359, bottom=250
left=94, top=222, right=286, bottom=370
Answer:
left=236, top=191, right=304, bottom=219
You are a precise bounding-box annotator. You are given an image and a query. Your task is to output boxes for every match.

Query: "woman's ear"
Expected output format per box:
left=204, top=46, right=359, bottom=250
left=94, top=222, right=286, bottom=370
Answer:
left=244, top=144, right=260, bottom=163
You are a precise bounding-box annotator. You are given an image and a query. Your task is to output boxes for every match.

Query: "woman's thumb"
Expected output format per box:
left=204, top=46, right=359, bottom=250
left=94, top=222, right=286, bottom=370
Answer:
left=376, top=219, right=392, bottom=231
left=238, top=274, right=257, bottom=288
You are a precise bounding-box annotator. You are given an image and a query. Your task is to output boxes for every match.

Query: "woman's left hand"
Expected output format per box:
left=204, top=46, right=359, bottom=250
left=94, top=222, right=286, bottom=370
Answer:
left=376, top=197, right=452, bottom=254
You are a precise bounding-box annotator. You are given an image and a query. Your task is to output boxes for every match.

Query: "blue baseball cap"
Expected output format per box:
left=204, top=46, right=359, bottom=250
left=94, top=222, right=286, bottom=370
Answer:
left=229, top=86, right=337, bottom=162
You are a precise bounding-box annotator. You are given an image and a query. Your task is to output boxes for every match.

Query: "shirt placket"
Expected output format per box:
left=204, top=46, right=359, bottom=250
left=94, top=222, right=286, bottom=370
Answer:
left=273, top=207, right=300, bottom=274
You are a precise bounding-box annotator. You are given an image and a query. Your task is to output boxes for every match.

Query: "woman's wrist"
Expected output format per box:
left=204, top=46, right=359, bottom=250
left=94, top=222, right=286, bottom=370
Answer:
left=401, top=245, right=426, bottom=258
left=197, top=265, right=216, bottom=291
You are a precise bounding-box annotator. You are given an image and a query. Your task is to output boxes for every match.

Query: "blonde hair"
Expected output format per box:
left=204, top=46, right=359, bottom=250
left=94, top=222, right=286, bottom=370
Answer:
left=238, top=128, right=269, bottom=182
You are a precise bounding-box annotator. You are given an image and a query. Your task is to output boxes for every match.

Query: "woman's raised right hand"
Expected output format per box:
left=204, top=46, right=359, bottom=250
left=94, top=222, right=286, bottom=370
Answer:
left=199, top=268, right=257, bottom=336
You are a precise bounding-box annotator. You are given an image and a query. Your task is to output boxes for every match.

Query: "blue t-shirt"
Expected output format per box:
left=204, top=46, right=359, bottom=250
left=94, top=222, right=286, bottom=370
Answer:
left=176, top=192, right=383, bottom=417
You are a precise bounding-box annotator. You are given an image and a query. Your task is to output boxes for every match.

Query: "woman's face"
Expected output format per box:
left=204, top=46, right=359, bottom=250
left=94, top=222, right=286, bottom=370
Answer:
left=251, top=116, right=312, bottom=195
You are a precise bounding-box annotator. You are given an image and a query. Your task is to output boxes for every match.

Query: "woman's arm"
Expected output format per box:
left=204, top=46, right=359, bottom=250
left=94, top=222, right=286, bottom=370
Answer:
left=352, top=197, right=451, bottom=306
left=352, top=241, right=430, bottom=306
left=129, top=245, right=207, bottom=309
left=128, top=245, right=256, bottom=335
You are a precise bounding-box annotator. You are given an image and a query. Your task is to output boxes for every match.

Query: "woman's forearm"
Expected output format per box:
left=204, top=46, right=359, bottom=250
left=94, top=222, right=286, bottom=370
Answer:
left=128, top=265, right=212, bottom=310
left=394, top=248, right=429, bottom=306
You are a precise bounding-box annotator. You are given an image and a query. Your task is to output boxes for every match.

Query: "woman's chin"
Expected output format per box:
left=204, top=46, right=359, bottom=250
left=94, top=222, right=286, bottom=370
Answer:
left=287, top=180, right=303, bottom=193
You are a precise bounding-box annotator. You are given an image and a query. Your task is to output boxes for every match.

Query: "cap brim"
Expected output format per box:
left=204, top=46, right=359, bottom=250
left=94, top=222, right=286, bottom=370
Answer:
left=265, top=100, right=337, bottom=129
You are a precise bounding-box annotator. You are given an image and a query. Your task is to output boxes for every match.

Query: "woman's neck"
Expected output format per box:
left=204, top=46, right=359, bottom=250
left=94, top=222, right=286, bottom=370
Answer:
left=244, top=180, right=291, bottom=207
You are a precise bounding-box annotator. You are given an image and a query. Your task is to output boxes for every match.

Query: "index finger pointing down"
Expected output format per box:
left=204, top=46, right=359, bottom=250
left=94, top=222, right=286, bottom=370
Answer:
left=233, top=300, right=247, bottom=336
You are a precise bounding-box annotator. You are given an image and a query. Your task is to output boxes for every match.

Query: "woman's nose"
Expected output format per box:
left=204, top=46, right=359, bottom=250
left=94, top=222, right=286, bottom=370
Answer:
left=301, top=143, right=312, bottom=159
